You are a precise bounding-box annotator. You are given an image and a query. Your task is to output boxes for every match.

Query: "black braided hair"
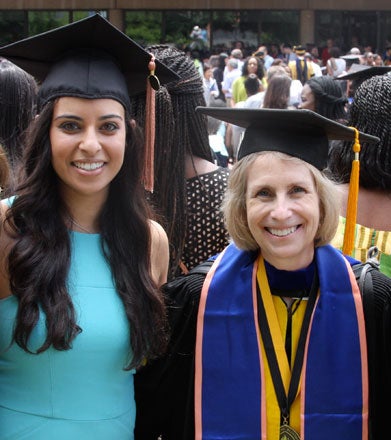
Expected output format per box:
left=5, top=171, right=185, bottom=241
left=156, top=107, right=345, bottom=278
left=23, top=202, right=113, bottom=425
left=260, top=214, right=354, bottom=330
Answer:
left=130, top=45, right=213, bottom=279
left=327, top=74, right=391, bottom=190
left=307, top=75, right=348, bottom=121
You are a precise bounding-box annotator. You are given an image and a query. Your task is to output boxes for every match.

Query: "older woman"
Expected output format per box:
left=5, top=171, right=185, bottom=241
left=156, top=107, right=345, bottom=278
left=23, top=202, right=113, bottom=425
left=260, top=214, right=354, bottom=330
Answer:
left=135, top=108, right=389, bottom=440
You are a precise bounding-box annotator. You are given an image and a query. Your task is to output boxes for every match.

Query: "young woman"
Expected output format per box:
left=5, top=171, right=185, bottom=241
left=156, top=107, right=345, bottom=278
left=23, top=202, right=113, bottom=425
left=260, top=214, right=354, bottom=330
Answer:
left=231, top=56, right=266, bottom=106
left=299, top=75, right=348, bottom=123
left=0, top=14, right=177, bottom=439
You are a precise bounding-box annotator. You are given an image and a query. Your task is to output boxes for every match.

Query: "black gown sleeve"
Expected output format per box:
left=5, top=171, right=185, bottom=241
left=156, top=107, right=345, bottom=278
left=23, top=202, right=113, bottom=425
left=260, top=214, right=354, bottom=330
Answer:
left=134, top=272, right=205, bottom=440
left=362, top=268, right=391, bottom=440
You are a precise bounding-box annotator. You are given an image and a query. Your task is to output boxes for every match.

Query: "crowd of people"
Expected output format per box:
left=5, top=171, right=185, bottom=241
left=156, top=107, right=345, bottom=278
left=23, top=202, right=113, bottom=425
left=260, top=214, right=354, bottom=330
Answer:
left=0, top=13, right=391, bottom=440
left=198, top=39, right=390, bottom=165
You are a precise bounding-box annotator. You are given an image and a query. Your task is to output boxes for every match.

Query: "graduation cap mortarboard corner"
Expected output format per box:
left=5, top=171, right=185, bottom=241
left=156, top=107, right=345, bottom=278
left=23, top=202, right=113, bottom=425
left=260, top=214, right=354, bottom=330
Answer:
left=195, top=106, right=380, bottom=256
left=336, top=64, right=391, bottom=81
left=196, top=107, right=378, bottom=167
left=0, top=13, right=178, bottom=110
left=0, top=13, right=179, bottom=193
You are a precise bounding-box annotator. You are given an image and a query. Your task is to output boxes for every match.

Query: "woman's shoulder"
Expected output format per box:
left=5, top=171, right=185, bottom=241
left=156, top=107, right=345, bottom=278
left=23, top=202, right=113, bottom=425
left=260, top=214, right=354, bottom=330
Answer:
left=149, top=220, right=169, bottom=287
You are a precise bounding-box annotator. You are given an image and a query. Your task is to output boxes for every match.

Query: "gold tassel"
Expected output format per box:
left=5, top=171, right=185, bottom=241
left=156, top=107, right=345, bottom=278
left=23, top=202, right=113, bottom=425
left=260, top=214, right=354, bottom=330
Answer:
left=143, top=54, right=157, bottom=193
left=342, top=127, right=361, bottom=255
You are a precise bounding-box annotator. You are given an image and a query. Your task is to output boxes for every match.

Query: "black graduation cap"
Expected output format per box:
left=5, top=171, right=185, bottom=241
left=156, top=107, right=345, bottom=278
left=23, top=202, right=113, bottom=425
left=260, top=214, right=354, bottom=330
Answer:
left=294, top=45, right=306, bottom=55
left=196, top=107, right=379, bottom=257
left=0, top=13, right=178, bottom=111
left=196, top=107, right=379, bottom=169
left=336, top=64, right=391, bottom=81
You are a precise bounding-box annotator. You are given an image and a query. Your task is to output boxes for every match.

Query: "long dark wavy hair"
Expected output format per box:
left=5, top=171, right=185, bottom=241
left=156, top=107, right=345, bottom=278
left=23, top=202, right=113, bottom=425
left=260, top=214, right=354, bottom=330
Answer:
left=262, top=74, right=291, bottom=109
left=5, top=101, right=167, bottom=370
left=0, top=58, right=38, bottom=193
left=327, top=74, right=391, bottom=190
left=130, top=44, right=213, bottom=279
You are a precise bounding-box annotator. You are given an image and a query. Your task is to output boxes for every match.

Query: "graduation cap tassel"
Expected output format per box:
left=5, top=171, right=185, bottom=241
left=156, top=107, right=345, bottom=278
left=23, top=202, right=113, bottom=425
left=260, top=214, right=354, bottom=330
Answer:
left=342, top=127, right=361, bottom=256
left=143, top=54, right=158, bottom=193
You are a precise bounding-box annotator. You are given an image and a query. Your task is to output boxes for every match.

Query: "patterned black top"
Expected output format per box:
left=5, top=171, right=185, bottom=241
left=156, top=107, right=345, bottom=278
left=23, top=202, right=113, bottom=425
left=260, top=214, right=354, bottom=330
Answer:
left=181, top=167, right=230, bottom=272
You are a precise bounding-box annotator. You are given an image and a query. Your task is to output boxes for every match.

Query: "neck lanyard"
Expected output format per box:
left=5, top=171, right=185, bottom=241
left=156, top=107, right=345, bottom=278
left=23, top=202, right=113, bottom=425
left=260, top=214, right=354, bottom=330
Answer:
left=257, top=262, right=319, bottom=436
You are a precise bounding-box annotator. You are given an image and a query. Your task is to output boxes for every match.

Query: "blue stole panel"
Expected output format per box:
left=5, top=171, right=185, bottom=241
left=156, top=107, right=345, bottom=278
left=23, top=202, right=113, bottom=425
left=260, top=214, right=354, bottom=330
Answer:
left=303, top=245, right=368, bottom=439
left=195, top=243, right=368, bottom=440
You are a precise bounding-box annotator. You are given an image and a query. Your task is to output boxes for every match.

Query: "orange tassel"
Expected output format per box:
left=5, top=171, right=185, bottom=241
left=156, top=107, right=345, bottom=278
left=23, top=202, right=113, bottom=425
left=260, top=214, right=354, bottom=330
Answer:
left=143, top=55, right=156, bottom=193
left=342, top=127, right=360, bottom=255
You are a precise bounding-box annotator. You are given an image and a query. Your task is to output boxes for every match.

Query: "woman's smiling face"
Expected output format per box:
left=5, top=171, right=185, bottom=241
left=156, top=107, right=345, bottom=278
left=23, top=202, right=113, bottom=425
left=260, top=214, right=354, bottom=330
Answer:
left=50, top=96, right=126, bottom=200
left=245, top=153, right=320, bottom=270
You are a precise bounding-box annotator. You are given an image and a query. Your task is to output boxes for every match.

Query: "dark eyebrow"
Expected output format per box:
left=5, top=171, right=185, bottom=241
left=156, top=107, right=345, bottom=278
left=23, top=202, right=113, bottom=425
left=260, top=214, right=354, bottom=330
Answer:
left=53, top=113, right=123, bottom=121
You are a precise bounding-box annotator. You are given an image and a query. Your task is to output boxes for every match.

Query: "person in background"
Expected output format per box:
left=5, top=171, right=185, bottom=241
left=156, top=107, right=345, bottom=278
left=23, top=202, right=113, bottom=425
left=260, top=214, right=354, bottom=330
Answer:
left=189, top=49, right=203, bottom=77
left=328, top=74, right=391, bottom=278
left=326, top=46, right=346, bottom=78
left=373, top=53, right=384, bottom=66
left=309, top=45, right=322, bottom=66
left=362, top=51, right=375, bottom=66
left=208, top=54, right=220, bottom=69
left=262, top=73, right=293, bottom=109
left=230, top=47, right=244, bottom=70
left=231, top=55, right=266, bottom=106
left=268, top=61, right=303, bottom=108
left=321, top=37, right=334, bottom=66
left=0, top=14, right=176, bottom=439
left=299, top=75, right=348, bottom=123
left=383, top=46, right=391, bottom=66
left=206, top=97, right=229, bottom=168
left=0, top=57, right=38, bottom=194
left=230, top=73, right=266, bottom=161
left=288, top=45, right=314, bottom=85
left=212, top=52, right=228, bottom=102
left=134, top=106, right=387, bottom=440
left=221, top=57, right=241, bottom=107
left=335, top=64, right=391, bottom=103
left=130, top=45, right=230, bottom=280
left=253, top=45, right=274, bottom=71
left=269, top=43, right=283, bottom=60
left=281, top=42, right=297, bottom=63
left=202, top=62, right=219, bottom=106
left=304, top=51, right=323, bottom=77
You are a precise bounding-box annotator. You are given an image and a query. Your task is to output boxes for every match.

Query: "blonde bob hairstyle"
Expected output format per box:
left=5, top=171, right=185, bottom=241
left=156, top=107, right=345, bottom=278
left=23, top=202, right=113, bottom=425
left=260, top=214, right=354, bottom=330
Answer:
left=222, top=151, right=340, bottom=251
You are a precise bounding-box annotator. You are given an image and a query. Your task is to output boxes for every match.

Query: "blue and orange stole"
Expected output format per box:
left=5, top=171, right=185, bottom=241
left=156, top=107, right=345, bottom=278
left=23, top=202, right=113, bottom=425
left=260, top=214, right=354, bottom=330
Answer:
left=195, top=243, right=368, bottom=440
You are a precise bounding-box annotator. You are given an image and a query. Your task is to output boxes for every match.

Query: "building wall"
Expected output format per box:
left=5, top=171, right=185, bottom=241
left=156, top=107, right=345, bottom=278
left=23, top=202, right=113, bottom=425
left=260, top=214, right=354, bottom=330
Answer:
left=0, top=0, right=390, bottom=9
left=0, top=1, right=389, bottom=53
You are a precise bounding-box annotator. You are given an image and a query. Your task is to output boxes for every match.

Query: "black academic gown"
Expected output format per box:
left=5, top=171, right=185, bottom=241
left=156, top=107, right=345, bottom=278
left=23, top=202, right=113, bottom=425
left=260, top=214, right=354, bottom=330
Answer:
left=134, top=261, right=391, bottom=440
left=134, top=272, right=202, bottom=440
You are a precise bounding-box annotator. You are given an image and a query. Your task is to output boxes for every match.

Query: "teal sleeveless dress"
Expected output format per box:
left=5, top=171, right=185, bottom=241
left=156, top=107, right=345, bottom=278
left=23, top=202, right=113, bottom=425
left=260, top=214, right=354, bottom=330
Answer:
left=0, top=231, right=135, bottom=439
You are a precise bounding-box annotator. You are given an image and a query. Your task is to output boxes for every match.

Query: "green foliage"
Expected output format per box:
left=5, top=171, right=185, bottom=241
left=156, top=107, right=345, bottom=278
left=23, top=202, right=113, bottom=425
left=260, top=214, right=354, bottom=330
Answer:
left=0, top=11, right=25, bottom=45
left=27, top=11, right=69, bottom=36
left=125, top=11, right=162, bottom=46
